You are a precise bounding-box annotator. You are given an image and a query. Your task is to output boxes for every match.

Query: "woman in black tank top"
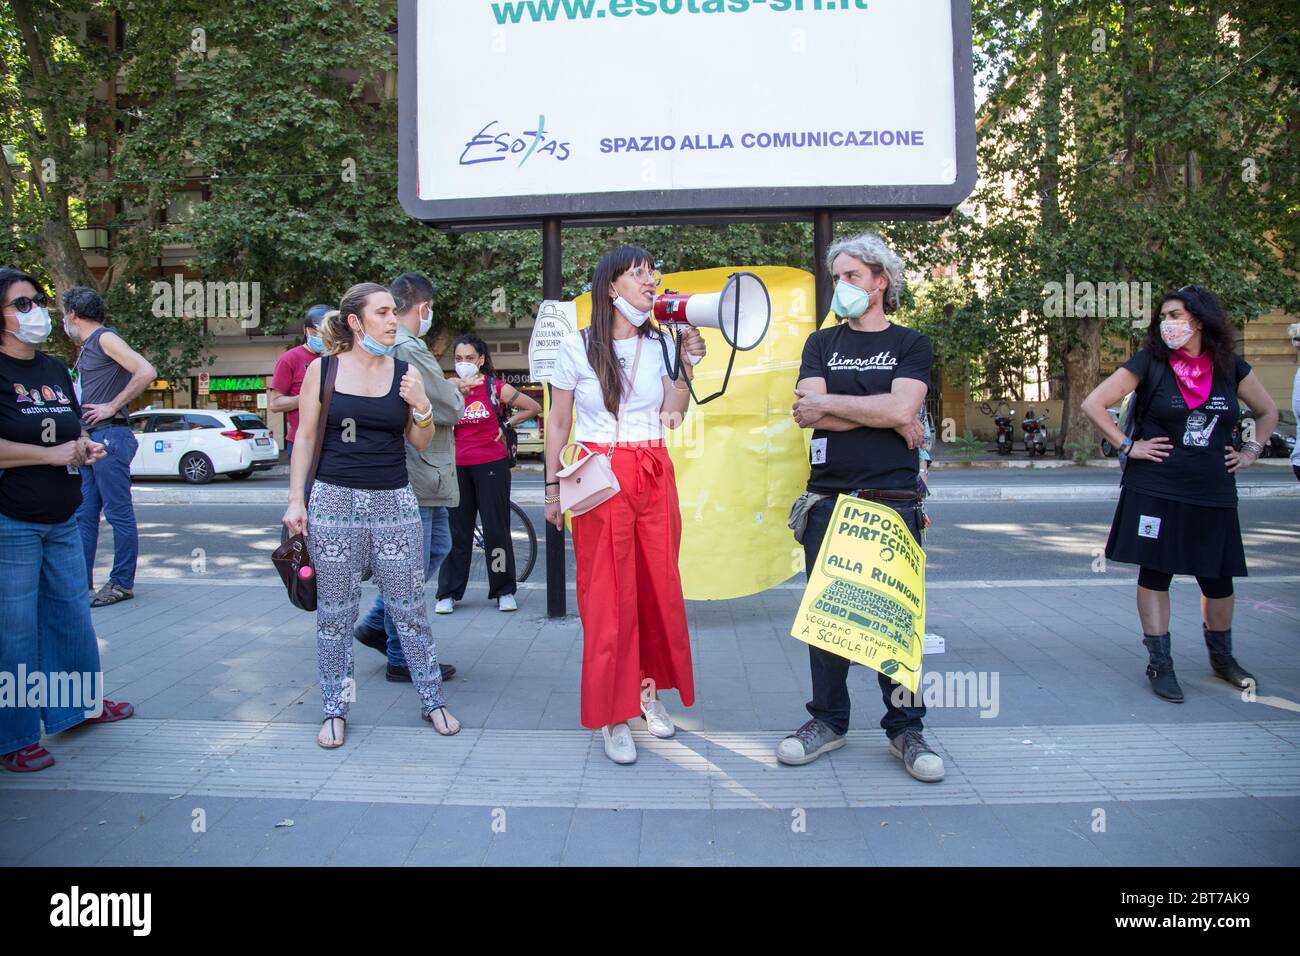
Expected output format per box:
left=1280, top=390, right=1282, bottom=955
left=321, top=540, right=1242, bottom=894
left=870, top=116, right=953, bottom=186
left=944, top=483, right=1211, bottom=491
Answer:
left=282, top=282, right=461, bottom=747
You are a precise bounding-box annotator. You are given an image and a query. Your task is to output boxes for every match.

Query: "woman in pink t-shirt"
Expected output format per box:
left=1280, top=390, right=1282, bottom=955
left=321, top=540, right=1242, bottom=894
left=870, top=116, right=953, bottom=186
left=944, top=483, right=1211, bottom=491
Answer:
left=436, top=334, right=540, bottom=613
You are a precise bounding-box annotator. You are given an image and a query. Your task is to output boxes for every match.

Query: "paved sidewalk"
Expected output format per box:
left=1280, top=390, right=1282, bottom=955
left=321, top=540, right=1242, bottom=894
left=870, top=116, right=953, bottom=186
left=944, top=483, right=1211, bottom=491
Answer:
left=2, top=575, right=1298, bottom=866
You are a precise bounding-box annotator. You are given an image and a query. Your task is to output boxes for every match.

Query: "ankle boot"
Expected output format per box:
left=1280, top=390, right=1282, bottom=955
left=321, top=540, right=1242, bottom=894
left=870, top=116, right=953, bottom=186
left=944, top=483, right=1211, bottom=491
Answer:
left=1204, top=624, right=1256, bottom=690
left=1142, top=633, right=1184, bottom=702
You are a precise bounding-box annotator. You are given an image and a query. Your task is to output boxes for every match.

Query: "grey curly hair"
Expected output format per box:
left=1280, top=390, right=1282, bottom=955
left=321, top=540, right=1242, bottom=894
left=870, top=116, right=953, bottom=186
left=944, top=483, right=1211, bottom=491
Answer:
left=825, top=231, right=905, bottom=314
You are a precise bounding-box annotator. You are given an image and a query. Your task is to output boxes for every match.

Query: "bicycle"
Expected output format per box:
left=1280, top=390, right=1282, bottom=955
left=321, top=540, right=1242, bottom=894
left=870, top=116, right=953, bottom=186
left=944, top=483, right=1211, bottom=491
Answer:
left=473, top=500, right=537, bottom=583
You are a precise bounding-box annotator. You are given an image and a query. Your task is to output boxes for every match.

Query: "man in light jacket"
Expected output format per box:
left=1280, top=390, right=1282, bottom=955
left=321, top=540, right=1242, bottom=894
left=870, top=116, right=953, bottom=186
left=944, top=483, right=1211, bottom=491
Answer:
left=353, top=273, right=465, bottom=682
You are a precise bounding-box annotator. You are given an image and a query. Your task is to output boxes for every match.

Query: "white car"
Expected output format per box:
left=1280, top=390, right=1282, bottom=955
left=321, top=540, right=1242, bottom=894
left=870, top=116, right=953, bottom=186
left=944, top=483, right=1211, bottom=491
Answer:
left=128, top=409, right=279, bottom=483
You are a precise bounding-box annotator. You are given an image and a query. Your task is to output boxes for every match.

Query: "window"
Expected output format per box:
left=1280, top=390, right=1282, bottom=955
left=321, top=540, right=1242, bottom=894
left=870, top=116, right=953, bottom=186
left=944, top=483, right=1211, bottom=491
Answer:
left=231, top=414, right=268, bottom=431
left=150, top=415, right=188, bottom=433
left=184, top=414, right=224, bottom=430
left=129, top=416, right=150, bottom=434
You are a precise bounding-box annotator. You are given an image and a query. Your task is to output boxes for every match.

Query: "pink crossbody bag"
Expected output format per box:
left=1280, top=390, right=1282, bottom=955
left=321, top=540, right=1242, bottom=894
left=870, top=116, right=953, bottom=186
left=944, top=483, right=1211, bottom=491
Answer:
left=556, top=334, right=644, bottom=516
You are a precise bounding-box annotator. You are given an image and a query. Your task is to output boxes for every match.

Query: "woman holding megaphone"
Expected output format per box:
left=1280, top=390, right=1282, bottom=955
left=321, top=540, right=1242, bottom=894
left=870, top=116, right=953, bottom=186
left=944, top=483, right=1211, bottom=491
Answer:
left=545, top=246, right=705, bottom=765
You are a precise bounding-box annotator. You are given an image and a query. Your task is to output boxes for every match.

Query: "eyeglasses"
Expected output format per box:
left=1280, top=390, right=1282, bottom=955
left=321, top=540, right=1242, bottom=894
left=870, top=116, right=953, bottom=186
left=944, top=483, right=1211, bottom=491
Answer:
left=626, top=266, right=662, bottom=286
left=3, top=292, right=48, bottom=314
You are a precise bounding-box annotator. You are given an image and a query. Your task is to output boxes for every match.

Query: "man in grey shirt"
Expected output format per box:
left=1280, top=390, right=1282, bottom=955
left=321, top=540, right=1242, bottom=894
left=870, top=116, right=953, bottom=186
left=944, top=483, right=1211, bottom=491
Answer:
left=352, top=273, right=466, bottom=681
left=63, top=288, right=156, bottom=607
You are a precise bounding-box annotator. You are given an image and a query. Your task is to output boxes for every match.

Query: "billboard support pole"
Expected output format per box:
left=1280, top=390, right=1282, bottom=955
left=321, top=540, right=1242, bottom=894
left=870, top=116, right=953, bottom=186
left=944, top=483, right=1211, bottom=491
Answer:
left=813, top=209, right=833, bottom=329
left=542, top=216, right=567, bottom=619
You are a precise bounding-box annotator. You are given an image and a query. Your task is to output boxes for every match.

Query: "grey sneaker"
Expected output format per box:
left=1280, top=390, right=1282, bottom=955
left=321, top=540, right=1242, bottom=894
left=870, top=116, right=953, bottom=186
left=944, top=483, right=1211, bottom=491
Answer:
left=888, top=729, right=945, bottom=782
left=776, top=718, right=846, bottom=766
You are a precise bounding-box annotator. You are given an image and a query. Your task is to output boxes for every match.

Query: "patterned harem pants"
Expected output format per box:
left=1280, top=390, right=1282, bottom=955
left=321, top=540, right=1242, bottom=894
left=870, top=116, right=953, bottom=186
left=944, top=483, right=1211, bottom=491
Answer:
left=307, top=480, right=444, bottom=719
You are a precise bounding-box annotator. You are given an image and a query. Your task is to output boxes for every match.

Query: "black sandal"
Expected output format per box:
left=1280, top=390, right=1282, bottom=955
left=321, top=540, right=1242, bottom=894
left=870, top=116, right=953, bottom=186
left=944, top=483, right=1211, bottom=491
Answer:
left=317, top=717, right=346, bottom=749
left=423, top=707, right=461, bottom=737
left=90, top=583, right=134, bottom=607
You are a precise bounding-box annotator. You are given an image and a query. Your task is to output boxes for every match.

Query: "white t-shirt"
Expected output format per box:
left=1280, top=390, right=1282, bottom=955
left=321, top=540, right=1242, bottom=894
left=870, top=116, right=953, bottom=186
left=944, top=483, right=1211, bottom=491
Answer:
left=550, top=330, right=670, bottom=443
left=1291, top=367, right=1299, bottom=468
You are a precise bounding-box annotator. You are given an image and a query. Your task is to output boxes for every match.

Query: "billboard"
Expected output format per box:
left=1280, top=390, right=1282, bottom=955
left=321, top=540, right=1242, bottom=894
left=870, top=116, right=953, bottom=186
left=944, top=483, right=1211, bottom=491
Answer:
left=398, top=0, right=976, bottom=227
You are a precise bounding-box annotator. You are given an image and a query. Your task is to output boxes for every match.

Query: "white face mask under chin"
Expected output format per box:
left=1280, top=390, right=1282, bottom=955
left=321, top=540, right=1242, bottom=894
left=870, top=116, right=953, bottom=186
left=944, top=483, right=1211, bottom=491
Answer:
left=611, top=295, right=650, bottom=327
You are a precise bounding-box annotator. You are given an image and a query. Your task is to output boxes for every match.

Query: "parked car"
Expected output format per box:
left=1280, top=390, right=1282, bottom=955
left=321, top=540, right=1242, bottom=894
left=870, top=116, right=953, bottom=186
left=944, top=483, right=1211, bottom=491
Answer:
left=129, top=409, right=279, bottom=483
left=514, top=418, right=544, bottom=458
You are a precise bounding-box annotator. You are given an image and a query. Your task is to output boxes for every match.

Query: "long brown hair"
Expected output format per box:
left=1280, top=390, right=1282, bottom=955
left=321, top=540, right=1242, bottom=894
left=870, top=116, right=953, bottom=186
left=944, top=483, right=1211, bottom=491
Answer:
left=587, top=245, right=659, bottom=416
left=1143, top=285, right=1238, bottom=380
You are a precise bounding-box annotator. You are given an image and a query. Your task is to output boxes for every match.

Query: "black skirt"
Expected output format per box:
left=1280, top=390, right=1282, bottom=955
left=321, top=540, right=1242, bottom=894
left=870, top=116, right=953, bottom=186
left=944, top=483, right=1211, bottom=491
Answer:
left=1105, top=488, right=1247, bottom=578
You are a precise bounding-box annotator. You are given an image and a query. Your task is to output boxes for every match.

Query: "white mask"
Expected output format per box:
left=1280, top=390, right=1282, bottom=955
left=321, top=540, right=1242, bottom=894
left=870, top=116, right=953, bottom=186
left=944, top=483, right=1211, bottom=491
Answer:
left=417, top=303, right=433, bottom=338
left=8, top=306, right=52, bottom=345
left=1160, top=318, right=1194, bottom=350
left=455, top=361, right=479, bottom=380
left=63, top=316, right=82, bottom=342
left=612, top=295, right=650, bottom=327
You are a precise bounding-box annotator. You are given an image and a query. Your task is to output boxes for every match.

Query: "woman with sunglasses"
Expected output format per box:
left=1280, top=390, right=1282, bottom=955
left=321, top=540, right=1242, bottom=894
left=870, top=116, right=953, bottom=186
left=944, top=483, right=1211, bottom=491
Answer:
left=544, top=247, right=705, bottom=765
left=1082, top=285, right=1278, bottom=703
left=0, top=269, right=134, bottom=772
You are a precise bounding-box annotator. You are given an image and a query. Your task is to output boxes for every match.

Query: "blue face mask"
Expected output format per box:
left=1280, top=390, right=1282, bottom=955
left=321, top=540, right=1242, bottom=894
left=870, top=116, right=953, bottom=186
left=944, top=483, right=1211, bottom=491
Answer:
left=831, top=279, right=872, bottom=319
left=360, top=334, right=395, bottom=357
left=305, top=334, right=324, bottom=354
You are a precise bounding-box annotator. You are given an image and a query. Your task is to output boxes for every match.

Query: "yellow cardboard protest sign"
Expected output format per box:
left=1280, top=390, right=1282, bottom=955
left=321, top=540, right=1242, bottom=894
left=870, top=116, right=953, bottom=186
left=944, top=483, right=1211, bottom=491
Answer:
left=549, top=265, right=816, bottom=601
left=791, top=494, right=926, bottom=693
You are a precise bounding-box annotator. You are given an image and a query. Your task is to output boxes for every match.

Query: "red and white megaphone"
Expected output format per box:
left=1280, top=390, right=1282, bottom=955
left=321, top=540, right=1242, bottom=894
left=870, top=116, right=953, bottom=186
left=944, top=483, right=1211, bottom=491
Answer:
left=647, top=271, right=771, bottom=404
left=651, top=271, right=770, bottom=353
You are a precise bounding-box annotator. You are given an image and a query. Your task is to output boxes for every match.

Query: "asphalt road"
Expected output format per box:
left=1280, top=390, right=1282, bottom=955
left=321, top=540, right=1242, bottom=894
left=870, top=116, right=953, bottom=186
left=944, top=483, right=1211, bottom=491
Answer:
left=110, top=497, right=1300, bottom=588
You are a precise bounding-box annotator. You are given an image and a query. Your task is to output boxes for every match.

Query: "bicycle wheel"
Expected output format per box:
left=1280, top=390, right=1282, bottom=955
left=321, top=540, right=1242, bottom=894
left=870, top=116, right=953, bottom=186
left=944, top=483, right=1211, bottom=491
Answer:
left=473, top=502, right=538, bottom=583
left=510, top=501, right=538, bottom=582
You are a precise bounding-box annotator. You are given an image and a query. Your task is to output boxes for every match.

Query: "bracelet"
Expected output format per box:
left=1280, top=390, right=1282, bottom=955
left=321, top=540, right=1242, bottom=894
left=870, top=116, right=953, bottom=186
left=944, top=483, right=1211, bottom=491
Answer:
left=411, top=405, right=433, bottom=424
left=545, top=481, right=559, bottom=487
left=1240, top=440, right=1263, bottom=457
left=544, top=494, right=561, bottom=504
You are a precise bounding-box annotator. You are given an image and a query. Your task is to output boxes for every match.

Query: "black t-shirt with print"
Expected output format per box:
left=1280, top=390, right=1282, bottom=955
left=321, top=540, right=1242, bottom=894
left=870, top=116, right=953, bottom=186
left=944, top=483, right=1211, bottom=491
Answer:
left=1121, top=348, right=1251, bottom=508
left=0, top=350, right=84, bottom=524
left=798, top=321, right=932, bottom=493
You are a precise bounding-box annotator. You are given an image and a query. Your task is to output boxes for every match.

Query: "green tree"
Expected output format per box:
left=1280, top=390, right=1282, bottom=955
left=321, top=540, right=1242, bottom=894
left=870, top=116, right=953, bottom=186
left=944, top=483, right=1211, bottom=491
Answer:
left=957, top=0, right=1300, bottom=453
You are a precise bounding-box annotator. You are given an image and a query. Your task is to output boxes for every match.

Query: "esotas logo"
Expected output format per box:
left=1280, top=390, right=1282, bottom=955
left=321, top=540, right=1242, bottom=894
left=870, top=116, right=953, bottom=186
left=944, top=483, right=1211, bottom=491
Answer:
left=460, top=115, right=571, bottom=168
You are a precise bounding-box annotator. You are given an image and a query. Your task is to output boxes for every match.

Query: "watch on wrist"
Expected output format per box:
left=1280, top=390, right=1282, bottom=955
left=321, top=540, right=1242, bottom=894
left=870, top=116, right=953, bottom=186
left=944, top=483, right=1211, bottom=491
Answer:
left=1119, top=436, right=1134, bottom=453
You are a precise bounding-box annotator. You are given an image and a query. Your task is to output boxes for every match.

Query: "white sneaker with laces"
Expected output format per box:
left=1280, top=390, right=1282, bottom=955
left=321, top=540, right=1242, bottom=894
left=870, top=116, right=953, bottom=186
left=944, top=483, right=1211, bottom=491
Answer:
left=498, top=594, right=518, bottom=612
left=601, top=722, right=637, bottom=764
left=434, top=598, right=455, bottom=615
left=641, top=698, right=675, bottom=738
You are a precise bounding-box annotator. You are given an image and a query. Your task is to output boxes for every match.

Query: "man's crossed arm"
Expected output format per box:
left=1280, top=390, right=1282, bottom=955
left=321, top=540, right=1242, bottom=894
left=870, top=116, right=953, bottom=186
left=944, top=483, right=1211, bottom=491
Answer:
left=792, top=376, right=928, bottom=447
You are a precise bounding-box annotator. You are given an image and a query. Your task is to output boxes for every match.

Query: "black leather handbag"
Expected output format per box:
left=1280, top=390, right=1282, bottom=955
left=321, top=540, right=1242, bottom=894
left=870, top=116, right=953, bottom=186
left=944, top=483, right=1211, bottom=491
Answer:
left=272, top=355, right=337, bottom=610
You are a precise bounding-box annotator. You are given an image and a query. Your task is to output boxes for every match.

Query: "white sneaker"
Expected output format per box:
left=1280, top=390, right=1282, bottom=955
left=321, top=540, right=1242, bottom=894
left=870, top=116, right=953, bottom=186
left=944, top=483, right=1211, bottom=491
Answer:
left=434, top=598, right=454, bottom=615
left=640, top=698, right=675, bottom=738
left=498, top=594, right=517, bottom=612
left=601, top=722, right=636, bottom=764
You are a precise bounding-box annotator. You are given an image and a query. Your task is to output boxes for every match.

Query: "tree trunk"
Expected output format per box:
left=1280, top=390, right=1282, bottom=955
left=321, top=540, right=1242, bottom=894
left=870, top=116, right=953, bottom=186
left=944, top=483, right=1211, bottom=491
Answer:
left=10, top=0, right=99, bottom=297
left=1059, top=316, right=1103, bottom=455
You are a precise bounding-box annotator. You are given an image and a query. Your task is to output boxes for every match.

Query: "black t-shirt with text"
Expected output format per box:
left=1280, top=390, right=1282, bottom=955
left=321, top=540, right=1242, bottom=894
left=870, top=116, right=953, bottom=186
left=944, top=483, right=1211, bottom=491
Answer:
left=1121, top=348, right=1251, bottom=508
left=798, top=321, right=932, bottom=493
left=0, top=350, right=84, bottom=524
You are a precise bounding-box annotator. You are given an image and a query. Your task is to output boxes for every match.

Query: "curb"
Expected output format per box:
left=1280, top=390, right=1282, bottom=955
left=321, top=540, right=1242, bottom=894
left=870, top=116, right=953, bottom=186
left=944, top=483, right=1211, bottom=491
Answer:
left=131, top=482, right=1299, bottom=506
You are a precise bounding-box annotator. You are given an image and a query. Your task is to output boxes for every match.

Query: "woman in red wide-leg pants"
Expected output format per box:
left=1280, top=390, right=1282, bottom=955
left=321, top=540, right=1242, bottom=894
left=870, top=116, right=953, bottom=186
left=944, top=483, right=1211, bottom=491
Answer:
left=571, top=442, right=694, bottom=730
left=544, top=245, right=706, bottom=764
